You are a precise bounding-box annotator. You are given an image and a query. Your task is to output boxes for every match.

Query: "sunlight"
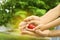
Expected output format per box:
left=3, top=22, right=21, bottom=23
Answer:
left=0, top=0, right=2, bottom=3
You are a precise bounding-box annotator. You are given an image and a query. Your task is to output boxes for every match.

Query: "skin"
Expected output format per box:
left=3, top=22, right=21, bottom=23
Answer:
left=39, top=18, right=60, bottom=31
left=35, top=30, right=60, bottom=37
left=35, top=18, right=60, bottom=37
left=39, top=4, right=60, bottom=24
left=20, top=4, right=60, bottom=37
left=25, top=18, right=60, bottom=37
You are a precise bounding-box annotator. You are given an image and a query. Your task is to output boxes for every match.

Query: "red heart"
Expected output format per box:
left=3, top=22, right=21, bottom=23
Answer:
left=28, top=24, right=35, bottom=29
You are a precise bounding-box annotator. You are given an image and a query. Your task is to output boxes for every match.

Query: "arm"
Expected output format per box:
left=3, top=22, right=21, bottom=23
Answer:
left=24, top=4, right=60, bottom=31
left=24, top=4, right=60, bottom=24
left=47, top=30, right=60, bottom=37
left=40, top=4, right=60, bottom=24
left=36, top=30, right=60, bottom=37
left=40, top=18, right=60, bottom=31
left=20, top=4, right=60, bottom=36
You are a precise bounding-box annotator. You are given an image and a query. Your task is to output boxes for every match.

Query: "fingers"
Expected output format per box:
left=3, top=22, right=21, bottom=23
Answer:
left=19, top=20, right=39, bottom=32
left=19, top=21, right=27, bottom=27
left=25, top=20, right=41, bottom=32
left=24, top=16, right=40, bottom=22
left=35, top=29, right=44, bottom=36
left=34, top=24, right=44, bottom=30
left=19, top=16, right=44, bottom=37
left=42, top=30, right=50, bottom=35
left=41, top=30, right=50, bottom=37
left=35, top=29, right=50, bottom=37
left=19, top=15, right=40, bottom=32
left=20, top=16, right=40, bottom=28
left=20, top=22, right=39, bottom=36
left=28, top=20, right=40, bottom=25
left=21, top=30, right=40, bottom=37
left=22, top=30, right=35, bottom=35
left=19, top=21, right=27, bottom=31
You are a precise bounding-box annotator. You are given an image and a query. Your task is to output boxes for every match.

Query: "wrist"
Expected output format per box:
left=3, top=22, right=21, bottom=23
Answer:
left=48, top=30, right=60, bottom=37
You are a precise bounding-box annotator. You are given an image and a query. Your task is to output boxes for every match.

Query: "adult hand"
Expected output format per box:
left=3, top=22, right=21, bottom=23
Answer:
left=19, top=16, right=41, bottom=37
left=20, top=22, right=50, bottom=37
left=19, top=15, right=40, bottom=31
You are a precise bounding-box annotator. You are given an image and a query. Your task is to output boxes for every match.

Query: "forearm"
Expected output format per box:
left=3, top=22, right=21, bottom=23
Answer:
left=40, top=18, right=60, bottom=31
left=47, top=30, right=60, bottom=37
left=40, top=4, right=60, bottom=24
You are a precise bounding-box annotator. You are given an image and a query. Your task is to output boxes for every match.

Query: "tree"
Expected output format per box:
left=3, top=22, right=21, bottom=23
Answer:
left=0, top=0, right=60, bottom=28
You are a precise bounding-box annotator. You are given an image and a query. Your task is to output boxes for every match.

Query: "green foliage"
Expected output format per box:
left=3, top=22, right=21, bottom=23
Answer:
left=0, top=8, right=13, bottom=26
left=0, top=0, right=60, bottom=26
left=15, top=10, right=27, bottom=18
left=0, top=33, right=48, bottom=40
left=33, top=9, right=46, bottom=16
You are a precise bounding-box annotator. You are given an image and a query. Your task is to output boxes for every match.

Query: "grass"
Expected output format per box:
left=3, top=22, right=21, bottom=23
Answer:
left=0, top=32, right=49, bottom=40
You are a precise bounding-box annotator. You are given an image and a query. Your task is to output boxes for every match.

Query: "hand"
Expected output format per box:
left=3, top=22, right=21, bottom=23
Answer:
left=19, top=15, right=40, bottom=31
left=20, top=22, right=50, bottom=37
left=35, top=29, right=50, bottom=37
left=19, top=16, right=41, bottom=36
left=24, top=15, right=40, bottom=22
left=20, top=21, right=41, bottom=37
left=20, top=21, right=50, bottom=37
left=21, top=28, right=50, bottom=37
left=25, top=20, right=42, bottom=31
left=20, top=15, right=50, bottom=37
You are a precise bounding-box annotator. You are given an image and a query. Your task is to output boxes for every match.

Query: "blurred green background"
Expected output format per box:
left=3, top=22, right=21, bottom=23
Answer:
left=0, top=0, right=60, bottom=40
